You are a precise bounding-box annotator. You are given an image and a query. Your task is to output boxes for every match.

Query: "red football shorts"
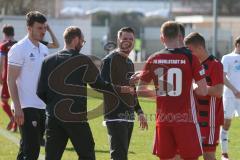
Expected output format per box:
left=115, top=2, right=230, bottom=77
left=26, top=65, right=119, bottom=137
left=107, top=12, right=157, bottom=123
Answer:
left=153, top=124, right=202, bottom=159
left=200, top=125, right=220, bottom=152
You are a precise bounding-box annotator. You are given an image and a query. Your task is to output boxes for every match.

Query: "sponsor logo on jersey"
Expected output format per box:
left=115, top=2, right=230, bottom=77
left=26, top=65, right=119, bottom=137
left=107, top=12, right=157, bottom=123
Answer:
left=199, top=69, right=205, bottom=76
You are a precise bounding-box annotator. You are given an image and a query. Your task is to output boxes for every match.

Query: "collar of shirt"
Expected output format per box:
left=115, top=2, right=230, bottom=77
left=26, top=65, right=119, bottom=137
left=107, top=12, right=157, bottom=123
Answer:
left=25, top=36, right=40, bottom=49
left=61, top=49, right=80, bottom=55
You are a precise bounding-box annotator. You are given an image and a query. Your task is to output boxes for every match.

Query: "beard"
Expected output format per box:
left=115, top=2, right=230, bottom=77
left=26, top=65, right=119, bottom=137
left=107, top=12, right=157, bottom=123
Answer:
left=119, top=41, right=133, bottom=54
left=75, top=47, right=81, bottom=52
left=75, top=45, right=82, bottom=53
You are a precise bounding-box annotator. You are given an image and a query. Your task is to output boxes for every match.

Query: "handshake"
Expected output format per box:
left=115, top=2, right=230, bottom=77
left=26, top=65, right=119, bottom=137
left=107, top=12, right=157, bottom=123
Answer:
left=119, top=71, right=143, bottom=95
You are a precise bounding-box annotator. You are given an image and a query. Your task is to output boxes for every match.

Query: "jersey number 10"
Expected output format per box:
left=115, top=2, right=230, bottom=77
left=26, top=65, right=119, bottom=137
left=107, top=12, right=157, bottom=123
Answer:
left=154, top=68, right=182, bottom=96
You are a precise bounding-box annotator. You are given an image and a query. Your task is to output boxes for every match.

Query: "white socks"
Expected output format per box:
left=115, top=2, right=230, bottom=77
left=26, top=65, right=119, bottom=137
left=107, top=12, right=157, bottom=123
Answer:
left=220, top=128, right=228, bottom=153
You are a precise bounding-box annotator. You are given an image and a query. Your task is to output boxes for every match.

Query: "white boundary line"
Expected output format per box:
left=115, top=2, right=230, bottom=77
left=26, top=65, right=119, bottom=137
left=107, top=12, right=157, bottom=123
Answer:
left=0, top=127, right=45, bottom=160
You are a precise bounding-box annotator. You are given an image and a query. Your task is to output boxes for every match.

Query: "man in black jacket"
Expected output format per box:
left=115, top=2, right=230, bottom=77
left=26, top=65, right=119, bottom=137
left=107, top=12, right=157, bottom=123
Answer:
left=37, top=26, right=131, bottom=160
left=100, top=27, right=148, bottom=160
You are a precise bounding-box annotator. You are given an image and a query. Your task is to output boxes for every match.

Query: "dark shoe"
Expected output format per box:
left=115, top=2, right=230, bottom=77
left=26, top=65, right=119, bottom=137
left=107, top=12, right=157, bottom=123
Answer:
left=221, top=153, right=229, bottom=160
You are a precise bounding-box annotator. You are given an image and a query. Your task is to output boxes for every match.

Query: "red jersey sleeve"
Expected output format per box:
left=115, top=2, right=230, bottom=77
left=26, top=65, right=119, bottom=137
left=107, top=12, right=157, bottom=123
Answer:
left=140, top=56, right=154, bottom=83
left=211, top=61, right=224, bottom=86
left=0, top=44, right=7, bottom=56
left=192, top=54, right=205, bottom=81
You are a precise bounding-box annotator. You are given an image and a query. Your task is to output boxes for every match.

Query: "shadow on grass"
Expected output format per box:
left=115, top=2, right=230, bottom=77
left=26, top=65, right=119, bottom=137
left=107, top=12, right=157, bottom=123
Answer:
left=65, top=147, right=135, bottom=154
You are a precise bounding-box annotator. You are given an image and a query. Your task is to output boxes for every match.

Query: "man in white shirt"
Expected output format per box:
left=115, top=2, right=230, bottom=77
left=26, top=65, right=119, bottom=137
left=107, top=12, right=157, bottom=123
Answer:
left=220, top=36, right=240, bottom=160
left=7, top=11, right=48, bottom=160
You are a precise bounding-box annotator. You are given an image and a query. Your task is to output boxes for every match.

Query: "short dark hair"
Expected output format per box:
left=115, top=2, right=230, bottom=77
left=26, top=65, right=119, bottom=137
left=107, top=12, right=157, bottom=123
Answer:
left=160, top=21, right=180, bottom=39
left=26, top=11, right=47, bottom=26
left=2, top=24, right=14, bottom=36
left=184, top=32, right=206, bottom=49
left=117, top=27, right=135, bottom=38
left=234, top=36, right=240, bottom=47
left=63, top=26, right=82, bottom=45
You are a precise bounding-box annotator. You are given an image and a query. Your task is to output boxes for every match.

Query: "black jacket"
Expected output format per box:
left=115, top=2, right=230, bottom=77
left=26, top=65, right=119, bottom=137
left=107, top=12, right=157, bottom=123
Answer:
left=100, top=51, right=143, bottom=120
left=37, top=49, right=115, bottom=121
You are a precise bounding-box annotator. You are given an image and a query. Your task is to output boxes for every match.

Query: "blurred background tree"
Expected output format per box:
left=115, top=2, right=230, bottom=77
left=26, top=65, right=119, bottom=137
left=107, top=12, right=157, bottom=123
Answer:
left=92, top=11, right=111, bottom=26
left=0, top=0, right=55, bottom=16
left=108, top=12, right=144, bottom=41
left=219, top=0, right=240, bottom=15
left=1, top=0, right=240, bottom=17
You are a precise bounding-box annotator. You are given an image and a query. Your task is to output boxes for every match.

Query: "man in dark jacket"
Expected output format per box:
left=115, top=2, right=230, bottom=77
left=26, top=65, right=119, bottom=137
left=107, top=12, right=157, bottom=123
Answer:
left=37, top=26, right=131, bottom=160
left=100, top=27, right=148, bottom=160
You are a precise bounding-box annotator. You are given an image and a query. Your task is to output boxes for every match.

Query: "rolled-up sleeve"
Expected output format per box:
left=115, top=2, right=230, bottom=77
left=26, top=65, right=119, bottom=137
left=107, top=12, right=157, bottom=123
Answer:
left=8, top=45, right=24, bottom=67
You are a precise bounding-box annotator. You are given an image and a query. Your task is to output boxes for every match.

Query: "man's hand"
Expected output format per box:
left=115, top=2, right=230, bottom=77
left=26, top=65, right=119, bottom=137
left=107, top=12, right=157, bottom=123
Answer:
left=45, top=24, right=50, bottom=31
left=120, top=86, right=135, bottom=95
left=129, top=71, right=142, bottom=85
left=14, top=105, right=24, bottom=126
left=138, top=113, right=148, bottom=130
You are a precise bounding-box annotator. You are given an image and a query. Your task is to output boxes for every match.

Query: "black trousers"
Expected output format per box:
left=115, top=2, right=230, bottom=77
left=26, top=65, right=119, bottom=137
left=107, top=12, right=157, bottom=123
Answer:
left=17, top=108, right=45, bottom=160
left=106, top=121, right=134, bottom=160
left=45, top=117, right=95, bottom=160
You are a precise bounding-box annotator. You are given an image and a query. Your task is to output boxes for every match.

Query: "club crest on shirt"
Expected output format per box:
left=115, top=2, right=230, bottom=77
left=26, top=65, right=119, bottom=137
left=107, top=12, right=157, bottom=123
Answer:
left=32, top=121, right=37, bottom=127
left=235, top=64, right=240, bottom=71
left=233, top=60, right=240, bottom=71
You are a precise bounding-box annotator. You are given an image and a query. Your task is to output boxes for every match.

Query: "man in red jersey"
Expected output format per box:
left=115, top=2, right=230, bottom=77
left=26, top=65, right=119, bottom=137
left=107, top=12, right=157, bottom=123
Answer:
left=131, top=21, right=207, bottom=160
left=0, top=24, right=17, bottom=131
left=184, top=32, right=224, bottom=160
